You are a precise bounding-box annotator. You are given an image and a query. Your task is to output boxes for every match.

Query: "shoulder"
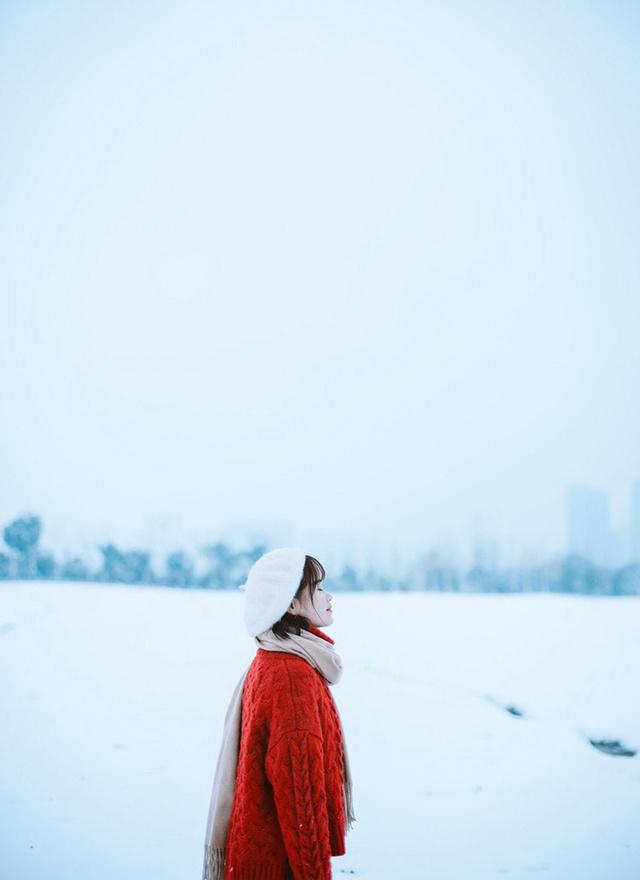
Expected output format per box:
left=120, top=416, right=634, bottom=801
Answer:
left=256, top=650, right=323, bottom=695
left=249, top=652, right=325, bottom=738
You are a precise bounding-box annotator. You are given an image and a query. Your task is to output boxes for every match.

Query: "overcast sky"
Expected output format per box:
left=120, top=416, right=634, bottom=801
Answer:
left=2, top=1, right=639, bottom=569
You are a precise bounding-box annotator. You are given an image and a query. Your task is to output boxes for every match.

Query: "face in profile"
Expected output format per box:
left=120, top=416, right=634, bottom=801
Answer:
left=289, top=581, right=334, bottom=627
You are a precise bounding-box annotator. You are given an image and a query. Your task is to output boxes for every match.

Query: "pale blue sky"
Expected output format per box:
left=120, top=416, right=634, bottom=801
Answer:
left=2, top=1, right=639, bottom=567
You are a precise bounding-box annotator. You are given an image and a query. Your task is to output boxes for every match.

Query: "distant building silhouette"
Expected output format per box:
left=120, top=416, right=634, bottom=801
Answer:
left=630, top=480, right=640, bottom=564
left=566, top=485, right=613, bottom=566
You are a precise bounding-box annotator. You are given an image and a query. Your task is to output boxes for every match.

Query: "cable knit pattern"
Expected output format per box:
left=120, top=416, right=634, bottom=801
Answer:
left=266, top=731, right=331, bottom=880
left=224, top=626, right=346, bottom=880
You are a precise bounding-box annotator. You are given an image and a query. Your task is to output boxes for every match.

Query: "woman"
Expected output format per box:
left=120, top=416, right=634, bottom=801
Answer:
left=202, top=547, right=355, bottom=880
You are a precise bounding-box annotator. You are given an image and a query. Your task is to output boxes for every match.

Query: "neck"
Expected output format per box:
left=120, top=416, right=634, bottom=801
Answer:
left=307, top=623, right=335, bottom=645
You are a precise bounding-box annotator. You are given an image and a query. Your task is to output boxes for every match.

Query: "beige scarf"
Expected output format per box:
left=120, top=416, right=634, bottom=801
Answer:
left=202, top=626, right=356, bottom=880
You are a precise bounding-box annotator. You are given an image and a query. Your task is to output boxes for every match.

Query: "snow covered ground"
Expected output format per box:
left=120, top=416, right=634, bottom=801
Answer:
left=1, top=581, right=638, bottom=879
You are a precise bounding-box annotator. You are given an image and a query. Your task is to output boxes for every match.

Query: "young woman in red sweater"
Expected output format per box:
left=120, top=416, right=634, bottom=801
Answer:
left=202, top=548, right=355, bottom=880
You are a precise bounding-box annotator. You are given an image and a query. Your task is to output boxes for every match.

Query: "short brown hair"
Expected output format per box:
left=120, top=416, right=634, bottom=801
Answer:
left=271, top=555, right=326, bottom=640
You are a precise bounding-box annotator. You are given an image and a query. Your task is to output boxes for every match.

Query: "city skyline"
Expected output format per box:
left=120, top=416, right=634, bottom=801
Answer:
left=4, top=478, right=640, bottom=575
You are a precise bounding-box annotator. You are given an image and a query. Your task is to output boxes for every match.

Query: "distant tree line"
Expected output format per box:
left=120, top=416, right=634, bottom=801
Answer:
left=1, top=513, right=639, bottom=595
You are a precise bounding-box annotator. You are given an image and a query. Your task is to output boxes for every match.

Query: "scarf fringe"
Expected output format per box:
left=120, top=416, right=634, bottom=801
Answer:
left=344, top=780, right=356, bottom=832
left=203, top=843, right=225, bottom=880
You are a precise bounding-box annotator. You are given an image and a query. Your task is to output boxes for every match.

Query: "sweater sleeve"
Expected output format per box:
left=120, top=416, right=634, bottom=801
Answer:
left=265, top=727, right=332, bottom=880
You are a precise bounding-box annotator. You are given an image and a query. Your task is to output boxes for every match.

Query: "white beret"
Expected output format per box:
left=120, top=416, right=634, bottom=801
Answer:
left=238, top=547, right=307, bottom=637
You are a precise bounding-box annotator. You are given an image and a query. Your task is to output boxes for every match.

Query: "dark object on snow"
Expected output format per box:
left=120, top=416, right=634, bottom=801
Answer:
left=483, top=694, right=525, bottom=717
left=589, top=738, right=636, bottom=757
left=504, top=704, right=524, bottom=716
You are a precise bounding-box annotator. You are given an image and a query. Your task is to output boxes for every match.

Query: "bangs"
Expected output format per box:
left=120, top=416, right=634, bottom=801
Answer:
left=307, top=555, right=325, bottom=585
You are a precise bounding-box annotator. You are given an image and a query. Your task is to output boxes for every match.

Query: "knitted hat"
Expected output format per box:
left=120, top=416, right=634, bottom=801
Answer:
left=238, top=547, right=307, bottom=637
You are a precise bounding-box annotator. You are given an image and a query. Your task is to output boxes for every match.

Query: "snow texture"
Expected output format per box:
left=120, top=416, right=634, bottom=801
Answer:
left=0, top=582, right=638, bottom=879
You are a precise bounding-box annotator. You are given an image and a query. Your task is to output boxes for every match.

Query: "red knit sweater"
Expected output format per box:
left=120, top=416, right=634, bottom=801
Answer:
left=223, top=624, right=346, bottom=880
